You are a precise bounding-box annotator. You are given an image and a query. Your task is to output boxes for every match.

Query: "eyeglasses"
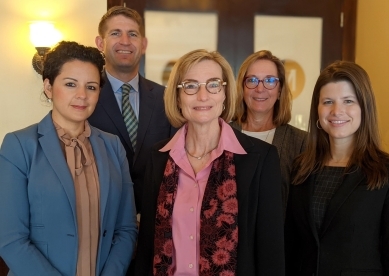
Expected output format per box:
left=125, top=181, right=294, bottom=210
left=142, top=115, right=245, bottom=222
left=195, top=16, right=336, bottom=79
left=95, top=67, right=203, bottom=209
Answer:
left=177, top=79, right=227, bottom=95
left=244, top=76, right=279, bottom=90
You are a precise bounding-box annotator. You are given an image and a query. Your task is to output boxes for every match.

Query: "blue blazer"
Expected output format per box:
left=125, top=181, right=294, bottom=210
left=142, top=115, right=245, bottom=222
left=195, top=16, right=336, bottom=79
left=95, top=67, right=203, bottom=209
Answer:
left=0, top=113, right=138, bottom=276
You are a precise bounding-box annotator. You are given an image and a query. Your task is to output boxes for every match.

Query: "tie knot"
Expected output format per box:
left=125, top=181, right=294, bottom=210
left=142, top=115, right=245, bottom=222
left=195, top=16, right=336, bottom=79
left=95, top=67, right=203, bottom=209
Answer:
left=122, top=84, right=132, bottom=96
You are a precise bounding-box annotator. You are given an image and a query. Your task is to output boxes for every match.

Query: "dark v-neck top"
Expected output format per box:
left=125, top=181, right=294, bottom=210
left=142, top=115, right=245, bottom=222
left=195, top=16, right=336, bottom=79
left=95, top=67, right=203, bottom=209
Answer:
left=312, top=166, right=344, bottom=232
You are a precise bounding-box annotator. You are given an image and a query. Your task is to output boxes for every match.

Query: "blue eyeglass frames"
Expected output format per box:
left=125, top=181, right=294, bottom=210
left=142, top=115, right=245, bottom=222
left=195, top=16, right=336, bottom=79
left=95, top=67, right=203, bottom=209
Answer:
left=244, top=76, right=279, bottom=90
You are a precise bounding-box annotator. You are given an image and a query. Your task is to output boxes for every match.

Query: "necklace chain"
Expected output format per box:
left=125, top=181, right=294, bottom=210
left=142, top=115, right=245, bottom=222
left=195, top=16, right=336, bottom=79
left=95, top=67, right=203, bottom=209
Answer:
left=185, top=146, right=217, bottom=160
left=243, top=127, right=272, bottom=143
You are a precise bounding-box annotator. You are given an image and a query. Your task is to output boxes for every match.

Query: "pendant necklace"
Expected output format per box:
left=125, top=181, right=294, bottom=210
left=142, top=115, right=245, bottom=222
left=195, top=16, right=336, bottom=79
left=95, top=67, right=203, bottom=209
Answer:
left=264, top=129, right=273, bottom=143
left=185, top=145, right=217, bottom=160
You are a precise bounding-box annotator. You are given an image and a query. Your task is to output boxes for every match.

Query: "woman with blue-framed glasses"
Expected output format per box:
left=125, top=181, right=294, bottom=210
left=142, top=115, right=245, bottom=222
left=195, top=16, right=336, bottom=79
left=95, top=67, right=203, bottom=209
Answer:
left=231, top=50, right=307, bottom=217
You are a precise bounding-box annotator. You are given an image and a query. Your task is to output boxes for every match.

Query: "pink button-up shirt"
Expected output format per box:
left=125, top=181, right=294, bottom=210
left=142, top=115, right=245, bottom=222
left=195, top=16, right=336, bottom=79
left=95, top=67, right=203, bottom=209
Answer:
left=159, top=119, right=246, bottom=275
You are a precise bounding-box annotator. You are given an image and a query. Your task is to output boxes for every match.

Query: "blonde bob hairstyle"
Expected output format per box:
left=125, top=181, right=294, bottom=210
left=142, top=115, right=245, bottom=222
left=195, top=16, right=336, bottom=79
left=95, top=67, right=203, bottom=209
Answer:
left=164, top=49, right=237, bottom=128
left=235, top=50, right=292, bottom=127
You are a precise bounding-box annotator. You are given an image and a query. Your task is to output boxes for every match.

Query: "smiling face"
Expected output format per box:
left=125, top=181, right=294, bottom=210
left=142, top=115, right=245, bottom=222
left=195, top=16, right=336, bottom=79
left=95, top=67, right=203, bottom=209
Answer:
left=95, top=15, right=147, bottom=81
left=178, top=60, right=226, bottom=127
left=318, top=81, right=361, bottom=144
left=44, top=60, right=101, bottom=132
left=243, top=59, right=280, bottom=119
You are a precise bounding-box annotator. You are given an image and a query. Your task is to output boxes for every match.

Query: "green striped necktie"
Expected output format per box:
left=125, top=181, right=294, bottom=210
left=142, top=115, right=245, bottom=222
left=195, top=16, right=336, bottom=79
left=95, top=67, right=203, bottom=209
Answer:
left=121, top=84, right=138, bottom=150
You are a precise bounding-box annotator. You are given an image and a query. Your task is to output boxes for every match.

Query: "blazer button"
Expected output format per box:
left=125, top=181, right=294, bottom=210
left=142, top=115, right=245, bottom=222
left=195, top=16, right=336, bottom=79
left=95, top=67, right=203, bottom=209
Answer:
left=103, top=230, right=107, bottom=237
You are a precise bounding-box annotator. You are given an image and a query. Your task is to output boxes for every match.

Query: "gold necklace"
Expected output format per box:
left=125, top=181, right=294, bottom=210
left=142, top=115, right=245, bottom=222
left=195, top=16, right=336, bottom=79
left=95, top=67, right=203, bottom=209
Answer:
left=264, top=130, right=271, bottom=143
left=184, top=146, right=217, bottom=160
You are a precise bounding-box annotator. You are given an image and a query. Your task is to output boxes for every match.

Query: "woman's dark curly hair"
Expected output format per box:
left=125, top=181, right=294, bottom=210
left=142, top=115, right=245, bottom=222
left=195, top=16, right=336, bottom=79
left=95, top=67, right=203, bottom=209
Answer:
left=42, top=41, right=105, bottom=87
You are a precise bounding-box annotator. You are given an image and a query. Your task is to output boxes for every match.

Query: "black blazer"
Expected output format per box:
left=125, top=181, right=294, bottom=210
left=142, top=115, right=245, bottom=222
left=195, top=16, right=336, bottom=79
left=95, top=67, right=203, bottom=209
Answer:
left=135, top=128, right=285, bottom=275
left=285, top=167, right=389, bottom=276
left=88, top=74, right=176, bottom=212
left=230, top=122, right=307, bottom=214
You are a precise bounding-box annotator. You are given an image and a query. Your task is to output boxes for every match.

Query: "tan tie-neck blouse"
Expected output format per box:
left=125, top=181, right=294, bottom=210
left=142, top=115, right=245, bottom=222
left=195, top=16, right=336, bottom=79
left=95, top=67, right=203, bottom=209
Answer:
left=54, top=121, right=100, bottom=276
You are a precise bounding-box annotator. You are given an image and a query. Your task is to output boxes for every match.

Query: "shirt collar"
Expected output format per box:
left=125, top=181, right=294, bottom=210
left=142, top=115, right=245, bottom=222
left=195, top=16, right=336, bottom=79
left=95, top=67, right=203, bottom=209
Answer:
left=105, top=70, right=140, bottom=93
left=160, top=118, right=247, bottom=156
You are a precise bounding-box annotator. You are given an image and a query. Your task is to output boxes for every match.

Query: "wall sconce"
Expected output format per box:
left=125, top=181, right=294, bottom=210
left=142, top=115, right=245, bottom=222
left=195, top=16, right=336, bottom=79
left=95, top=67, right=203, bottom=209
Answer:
left=29, top=21, right=62, bottom=75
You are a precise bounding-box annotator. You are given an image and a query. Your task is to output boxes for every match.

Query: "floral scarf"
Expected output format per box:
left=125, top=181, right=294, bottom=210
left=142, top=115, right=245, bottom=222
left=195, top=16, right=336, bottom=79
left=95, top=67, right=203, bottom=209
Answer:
left=153, top=151, right=238, bottom=275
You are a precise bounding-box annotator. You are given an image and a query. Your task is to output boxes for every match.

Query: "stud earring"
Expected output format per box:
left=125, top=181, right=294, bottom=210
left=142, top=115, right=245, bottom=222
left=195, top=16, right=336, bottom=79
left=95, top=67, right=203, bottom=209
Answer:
left=47, top=98, right=52, bottom=103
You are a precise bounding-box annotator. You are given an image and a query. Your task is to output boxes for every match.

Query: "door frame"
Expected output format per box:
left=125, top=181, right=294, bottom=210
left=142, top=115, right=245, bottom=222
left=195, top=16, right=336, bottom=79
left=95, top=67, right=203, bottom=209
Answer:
left=108, top=0, right=357, bottom=73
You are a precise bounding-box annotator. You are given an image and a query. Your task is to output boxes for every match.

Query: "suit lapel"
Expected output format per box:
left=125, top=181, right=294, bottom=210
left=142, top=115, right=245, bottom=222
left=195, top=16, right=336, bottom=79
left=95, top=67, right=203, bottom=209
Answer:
left=234, top=154, right=258, bottom=201
left=304, top=175, right=320, bottom=244
left=136, top=76, right=155, bottom=162
left=320, top=167, right=363, bottom=237
left=152, top=150, right=170, bottom=193
left=38, top=114, right=77, bottom=220
left=99, top=75, right=132, bottom=151
left=152, top=132, right=258, bottom=202
left=272, top=125, right=286, bottom=157
left=89, top=128, right=110, bottom=223
left=233, top=131, right=258, bottom=200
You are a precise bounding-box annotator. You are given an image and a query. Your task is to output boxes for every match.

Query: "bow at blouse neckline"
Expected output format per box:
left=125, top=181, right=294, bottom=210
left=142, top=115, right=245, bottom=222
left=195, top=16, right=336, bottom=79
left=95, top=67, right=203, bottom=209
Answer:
left=55, top=122, right=92, bottom=179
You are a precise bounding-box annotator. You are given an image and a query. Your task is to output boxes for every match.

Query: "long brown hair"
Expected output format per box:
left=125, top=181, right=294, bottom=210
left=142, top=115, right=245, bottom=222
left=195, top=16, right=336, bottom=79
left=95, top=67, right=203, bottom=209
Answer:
left=235, top=50, right=292, bottom=127
left=292, top=61, right=389, bottom=189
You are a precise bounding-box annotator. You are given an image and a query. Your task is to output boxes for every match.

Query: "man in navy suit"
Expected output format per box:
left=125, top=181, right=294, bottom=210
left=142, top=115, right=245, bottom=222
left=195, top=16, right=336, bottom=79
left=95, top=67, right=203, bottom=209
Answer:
left=90, top=6, right=175, bottom=214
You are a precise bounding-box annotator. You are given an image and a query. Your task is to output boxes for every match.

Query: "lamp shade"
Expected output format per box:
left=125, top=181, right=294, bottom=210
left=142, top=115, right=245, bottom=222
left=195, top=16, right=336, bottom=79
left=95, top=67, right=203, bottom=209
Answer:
left=29, top=21, right=62, bottom=48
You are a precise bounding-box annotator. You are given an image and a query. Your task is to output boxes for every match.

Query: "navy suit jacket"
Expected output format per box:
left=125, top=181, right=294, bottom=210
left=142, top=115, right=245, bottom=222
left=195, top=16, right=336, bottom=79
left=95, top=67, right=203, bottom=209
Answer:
left=135, top=128, right=285, bottom=275
left=0, top=113, right=138, bottom=276
left=88, top=74, right=175, bottom=212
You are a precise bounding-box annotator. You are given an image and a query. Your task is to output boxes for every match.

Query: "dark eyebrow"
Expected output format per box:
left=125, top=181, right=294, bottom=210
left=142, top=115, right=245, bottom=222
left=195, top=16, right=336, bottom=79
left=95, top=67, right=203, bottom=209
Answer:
left=63, top=77, right=78, bottom=82
left=62, top=78, right=99, bottom=85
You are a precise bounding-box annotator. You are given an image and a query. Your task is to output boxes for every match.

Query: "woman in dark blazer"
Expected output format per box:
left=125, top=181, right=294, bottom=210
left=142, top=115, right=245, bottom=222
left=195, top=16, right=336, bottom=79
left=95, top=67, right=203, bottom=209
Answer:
left=0, top=41, right=137, bottom=275
left=135, top=49, right=284, bottom=275
left=230, top=50, right=307, bottom=214
left=285, top=61, right=389, bottom=275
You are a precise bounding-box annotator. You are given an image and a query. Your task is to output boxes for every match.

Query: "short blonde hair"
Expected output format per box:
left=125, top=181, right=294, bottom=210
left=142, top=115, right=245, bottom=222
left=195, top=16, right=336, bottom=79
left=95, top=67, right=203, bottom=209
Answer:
left=164, top=49, right=237, bottom=128
left=235, top=50, right=292, bottom=127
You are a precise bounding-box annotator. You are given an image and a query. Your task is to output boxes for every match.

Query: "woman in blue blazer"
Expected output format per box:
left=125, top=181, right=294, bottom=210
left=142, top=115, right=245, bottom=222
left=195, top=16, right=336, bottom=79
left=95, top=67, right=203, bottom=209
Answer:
left=0, top=41, right=137, bottom=275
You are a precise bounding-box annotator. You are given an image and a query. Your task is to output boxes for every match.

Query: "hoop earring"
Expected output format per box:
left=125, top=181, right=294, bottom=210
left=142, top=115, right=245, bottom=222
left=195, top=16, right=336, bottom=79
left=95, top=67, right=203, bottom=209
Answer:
left=316, top=119, right=322, bottom=129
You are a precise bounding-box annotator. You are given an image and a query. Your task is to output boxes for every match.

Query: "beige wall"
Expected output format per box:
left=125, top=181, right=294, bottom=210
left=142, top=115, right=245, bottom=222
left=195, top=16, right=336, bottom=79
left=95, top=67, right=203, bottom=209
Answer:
left=0, top=0, right=106, bottom=143
left=356, top=0, right=389, bottom=151
left=1, top=1, right=388, bottom=152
